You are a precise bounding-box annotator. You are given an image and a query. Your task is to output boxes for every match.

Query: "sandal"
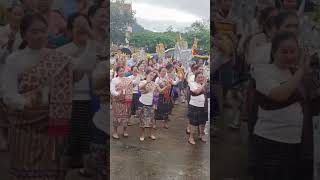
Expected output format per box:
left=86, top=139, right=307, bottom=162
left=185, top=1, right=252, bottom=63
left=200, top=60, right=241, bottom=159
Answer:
left=188, top=139, right=196, bottom=145
left=112, top=134, right=119, bottom=139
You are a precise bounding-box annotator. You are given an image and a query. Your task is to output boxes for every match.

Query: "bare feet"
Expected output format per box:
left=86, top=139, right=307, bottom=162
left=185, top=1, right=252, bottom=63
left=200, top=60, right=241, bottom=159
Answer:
left=186, top=127, right=191, bottom=134
left=163, top=121, right=169, bottom=129
left=199, top=136, right=207, bottom=143
left=188, top=138, right=196, bottom=145
left=112, top=134, right=119, bottom=139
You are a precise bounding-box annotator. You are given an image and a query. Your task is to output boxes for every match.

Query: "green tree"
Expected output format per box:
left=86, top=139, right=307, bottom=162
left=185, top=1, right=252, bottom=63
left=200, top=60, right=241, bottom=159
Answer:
left=183, top=20, right=210, bottom=51
left=110, top=0, right=135, bottom=44
left=129, top=20, right=210, bottom=52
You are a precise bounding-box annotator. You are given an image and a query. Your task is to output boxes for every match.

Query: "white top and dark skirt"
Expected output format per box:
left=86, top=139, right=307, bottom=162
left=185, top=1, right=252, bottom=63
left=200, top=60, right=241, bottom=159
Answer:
left=138, top=80, right=157, bottom=128
left=57, top=41, right=97, bottom=159
left=188, top=81, right=208, bottom=126
left=251, top=64, right=305, bottom=180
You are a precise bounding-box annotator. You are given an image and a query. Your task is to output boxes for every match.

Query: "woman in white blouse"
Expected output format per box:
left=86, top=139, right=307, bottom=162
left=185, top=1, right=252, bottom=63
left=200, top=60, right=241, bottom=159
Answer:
left=188, top=72, right=208, bottom=145
left=2, top=13, right=73, bottom=180
left=110, top=66, right=133, bottom=139
left=154, top=67, right=173, bottom=129
left=251, top=32, right=312, bottom=180
left=138, top=70, right=167, bottom=141
left=56, top=12, right=97, bottom=169
left=0, top=3, right=24, bottom=151
left=127, top=65, right=142, bottom=126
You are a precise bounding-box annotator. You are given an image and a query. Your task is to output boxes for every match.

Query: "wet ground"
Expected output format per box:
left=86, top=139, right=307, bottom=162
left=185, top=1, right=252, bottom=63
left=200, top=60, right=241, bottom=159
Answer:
left=0, top=151, right=94, bottom=180
left=212, top=111, right=253, bottom=180
left=0, top=102, right=210, bottom=180
left=110, top=102, right=210, bottom=180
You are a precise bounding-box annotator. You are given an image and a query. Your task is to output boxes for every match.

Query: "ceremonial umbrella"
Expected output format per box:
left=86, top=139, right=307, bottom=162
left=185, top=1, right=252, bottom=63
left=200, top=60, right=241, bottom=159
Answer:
left=120, top=47, right=132, bottom=56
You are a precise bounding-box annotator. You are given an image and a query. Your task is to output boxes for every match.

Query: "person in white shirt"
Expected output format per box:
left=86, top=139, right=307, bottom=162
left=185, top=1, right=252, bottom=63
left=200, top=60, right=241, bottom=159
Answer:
left=166, top=63, right=180, bottom=107
left=247, top=14, right=277, bottom=68
left=127, top=65, right=142, bottom=126
left=246, top=6, right=278, bottom=67
left=2, top=13, right=73, bottom=179
left=187, top=72, right=208, bottom=145
left=78, top=4, right=108, bottom=178
left=251, top=32, right=310, bottom=180
left=110, top=66, right=133, bottom=139
left=248, top=11, right=300, bottom=70
left=137, top=70, right=166, bottom=141
left=56, top=13, right=97, bottom=168
left=154, top=67, right=173, bottom=129
left=0, top=3, right=24, bottom=151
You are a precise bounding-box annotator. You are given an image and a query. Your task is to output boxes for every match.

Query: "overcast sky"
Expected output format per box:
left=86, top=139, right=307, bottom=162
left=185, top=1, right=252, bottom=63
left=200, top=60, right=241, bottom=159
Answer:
left=131, top=0, right=210, bottom=32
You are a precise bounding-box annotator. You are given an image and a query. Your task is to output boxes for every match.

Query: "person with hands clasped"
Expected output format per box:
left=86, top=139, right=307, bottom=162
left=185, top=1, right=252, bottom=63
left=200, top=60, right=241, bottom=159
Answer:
left=137, top=70, right=168, bottom=141
left=155, top=67, right=173, bottom=129
left=251, top=31, right=313, bottom=180
left=56, top=12, right=98, bottom=168
left=111, top=66, right=133, bottom=139
left=188, top=72, right=208, bottom=145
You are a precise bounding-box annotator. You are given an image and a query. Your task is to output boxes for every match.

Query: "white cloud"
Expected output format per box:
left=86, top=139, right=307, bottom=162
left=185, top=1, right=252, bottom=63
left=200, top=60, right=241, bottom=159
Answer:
left=132, top=3, right=201, bottom=23
left=132, top=0, right=210, bottom=19
left=132, top=1, right=206, bottom=32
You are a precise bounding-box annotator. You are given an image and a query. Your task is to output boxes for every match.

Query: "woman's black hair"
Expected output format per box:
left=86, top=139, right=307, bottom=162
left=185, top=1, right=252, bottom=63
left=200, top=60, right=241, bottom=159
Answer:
left=166, top=63, right=173, bottom=70
left=19, top=13, right=48, bottom=49
left=270, top=31, right=298, bottom=63
left=258, top=6, right=277, bottom=27
left=116, top=66, right=124, bottom=73
left=274, top=10, right=298, bottom=29
left=144, top=69, right=152, bottom=80
left=67, top=13, right=92, bottom=31
left=137, top=61, right=145, bottom=68
left=194, top=72, right=203, bottom=80
left=192, top=64, right=200, bottom=72
left=131, top=65, right=137, bottom=72
left=262, top=16, right=276, bottom=37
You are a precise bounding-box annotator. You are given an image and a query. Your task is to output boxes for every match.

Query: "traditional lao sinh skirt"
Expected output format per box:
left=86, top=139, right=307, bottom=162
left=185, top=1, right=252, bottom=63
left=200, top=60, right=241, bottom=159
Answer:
left=67, top=100, right=92, bottom=163
left=112, top=99, right=131, bottom=127
left=137, top=102, right=155, bottom=128
left=8, top=107, right=66, bottom=180
left=155, top=94, right=170, bottom=121
left=188, top=104, right=208, bottom=127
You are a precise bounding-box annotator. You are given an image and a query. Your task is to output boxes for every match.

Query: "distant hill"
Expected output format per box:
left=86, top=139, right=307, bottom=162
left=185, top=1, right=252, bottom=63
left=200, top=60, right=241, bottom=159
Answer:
left=132, top=20, right=153, bottom=33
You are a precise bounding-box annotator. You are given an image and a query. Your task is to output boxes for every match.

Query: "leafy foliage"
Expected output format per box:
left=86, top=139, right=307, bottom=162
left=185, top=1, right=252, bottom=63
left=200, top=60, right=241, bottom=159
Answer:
left=129, top=20, right=210, bottom=52
left=110, top=0, right=135, bottom=44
